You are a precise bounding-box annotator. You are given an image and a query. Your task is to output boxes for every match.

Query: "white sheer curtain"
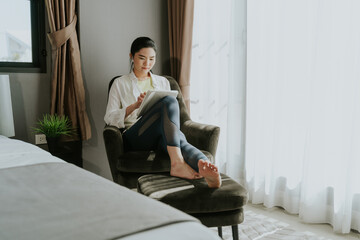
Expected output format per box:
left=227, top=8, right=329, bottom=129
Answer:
left=190, top=0, right=247, bottom=184
left=247, top=0, right=360, bottom=233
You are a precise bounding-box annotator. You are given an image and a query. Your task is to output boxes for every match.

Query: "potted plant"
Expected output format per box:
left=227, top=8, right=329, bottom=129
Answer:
left=33, top=114, right=74, bottom=154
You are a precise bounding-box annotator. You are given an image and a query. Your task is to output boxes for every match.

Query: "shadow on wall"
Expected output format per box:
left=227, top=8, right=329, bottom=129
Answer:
left=9, top=72, right=52, bottom=144
left=79, top=59, right=104, bottom=177
left=81, top=69, right=98, bottom=147
left=9, top=76, right=28, bottom=142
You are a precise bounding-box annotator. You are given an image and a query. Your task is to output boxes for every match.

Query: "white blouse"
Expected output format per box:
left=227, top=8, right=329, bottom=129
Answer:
left=104, top=71, right=171, bottom=129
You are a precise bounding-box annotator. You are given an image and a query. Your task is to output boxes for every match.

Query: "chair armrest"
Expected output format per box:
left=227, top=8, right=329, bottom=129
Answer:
left=103, top=125, right=125, bottom=181
left=181, top=120, right=220, bottom=158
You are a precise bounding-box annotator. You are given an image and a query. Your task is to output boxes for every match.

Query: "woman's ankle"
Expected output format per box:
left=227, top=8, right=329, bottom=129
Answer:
left=170, top=159, right=186, bottom=167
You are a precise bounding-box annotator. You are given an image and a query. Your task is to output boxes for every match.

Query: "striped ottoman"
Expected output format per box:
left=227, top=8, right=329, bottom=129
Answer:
left=137, top=173, right=248, bottom=240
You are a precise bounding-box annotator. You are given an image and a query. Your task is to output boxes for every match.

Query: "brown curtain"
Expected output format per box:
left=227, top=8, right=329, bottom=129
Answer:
left=168, top=0, right=194, bottom=111
left=45, top=0, right=91, bottom=140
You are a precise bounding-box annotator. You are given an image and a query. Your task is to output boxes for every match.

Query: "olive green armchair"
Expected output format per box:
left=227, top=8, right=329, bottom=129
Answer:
left=103, top=75, right=220, bottom=189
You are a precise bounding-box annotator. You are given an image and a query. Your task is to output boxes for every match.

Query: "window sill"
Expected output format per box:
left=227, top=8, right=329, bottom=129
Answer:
left=0, top=66, right=46, bottom=74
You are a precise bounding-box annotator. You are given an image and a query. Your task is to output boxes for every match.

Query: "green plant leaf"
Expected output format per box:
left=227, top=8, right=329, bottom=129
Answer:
left=33, top=114, right=75, bottom=138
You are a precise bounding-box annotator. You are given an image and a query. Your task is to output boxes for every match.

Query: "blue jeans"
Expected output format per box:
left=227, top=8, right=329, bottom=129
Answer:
left=123, top=96, right=208, bottom=172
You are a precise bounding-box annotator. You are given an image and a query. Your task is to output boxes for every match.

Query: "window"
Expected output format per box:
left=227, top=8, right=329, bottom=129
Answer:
left=0, top=0, right=46, bottom=73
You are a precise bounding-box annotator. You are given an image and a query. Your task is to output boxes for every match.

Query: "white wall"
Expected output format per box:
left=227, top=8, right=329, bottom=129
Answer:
left=79, top=0, right=170, bottom=179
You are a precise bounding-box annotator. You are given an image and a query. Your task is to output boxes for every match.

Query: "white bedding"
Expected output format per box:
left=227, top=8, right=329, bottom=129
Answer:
left=0, top=136, right=221, bottom=240
left=0, top=135, right=63, bottom=169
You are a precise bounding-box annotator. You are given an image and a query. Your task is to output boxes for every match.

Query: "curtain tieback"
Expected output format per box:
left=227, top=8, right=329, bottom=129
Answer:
left=47, top=15, right=77, bottom=49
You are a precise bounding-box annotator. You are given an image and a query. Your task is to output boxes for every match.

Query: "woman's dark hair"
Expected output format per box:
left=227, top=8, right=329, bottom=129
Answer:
left=130, top=37, right=157, bottom=72
left=130, top=37, right=157, bottom=57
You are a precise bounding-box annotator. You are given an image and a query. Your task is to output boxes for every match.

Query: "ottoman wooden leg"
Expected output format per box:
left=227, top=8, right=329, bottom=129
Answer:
left=232, top=225, right=239, bottom=240
left=217, top=226, right=222, bottom=238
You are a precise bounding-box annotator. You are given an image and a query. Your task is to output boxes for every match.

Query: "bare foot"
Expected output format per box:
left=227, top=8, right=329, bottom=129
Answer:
left=170, top=161, right=202, bottom=179
left=198, top=159, right=221, bottom=188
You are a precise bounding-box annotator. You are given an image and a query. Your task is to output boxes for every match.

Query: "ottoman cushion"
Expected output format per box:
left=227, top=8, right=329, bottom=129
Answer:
left=137, top=173, right=248, bottom=214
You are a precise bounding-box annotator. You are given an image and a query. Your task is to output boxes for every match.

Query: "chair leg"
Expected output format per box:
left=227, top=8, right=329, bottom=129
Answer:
left=231, top=225, right=239, bottom=240
left=217, top=226, right=223, bottom=238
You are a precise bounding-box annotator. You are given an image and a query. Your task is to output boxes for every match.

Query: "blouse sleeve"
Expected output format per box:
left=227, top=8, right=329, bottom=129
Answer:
left=104, top=81, right=127, bottom=128
left=165, top=78, right=171, bottom=90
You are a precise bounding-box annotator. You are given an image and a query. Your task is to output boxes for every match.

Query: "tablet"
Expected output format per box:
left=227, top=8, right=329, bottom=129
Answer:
left=137, top=90, right=178, bottom=117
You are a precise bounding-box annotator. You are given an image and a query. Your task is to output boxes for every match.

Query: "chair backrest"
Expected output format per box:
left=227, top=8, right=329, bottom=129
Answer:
left=107, top=75, right=191, bottom=126
left=107, top=75, right=121, bottom=102
left=108, top=76, right=121, bottom=93
left=163, top=75, right=191, bottom=126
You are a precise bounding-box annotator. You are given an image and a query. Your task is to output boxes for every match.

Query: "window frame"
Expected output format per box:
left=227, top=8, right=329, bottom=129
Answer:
left=0, top=0, right=47, bottom=73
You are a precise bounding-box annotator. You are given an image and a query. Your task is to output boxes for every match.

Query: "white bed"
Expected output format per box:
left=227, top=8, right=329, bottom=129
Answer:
left=0, top=136, right=220, bottom=240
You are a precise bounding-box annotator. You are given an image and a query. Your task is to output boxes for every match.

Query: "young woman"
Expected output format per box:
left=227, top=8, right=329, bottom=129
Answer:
left=104, top=37, right=221, bottom=188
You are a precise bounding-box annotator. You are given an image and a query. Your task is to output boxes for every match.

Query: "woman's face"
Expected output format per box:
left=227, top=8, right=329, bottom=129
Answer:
left=131, top=47, right=156, bottom=78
